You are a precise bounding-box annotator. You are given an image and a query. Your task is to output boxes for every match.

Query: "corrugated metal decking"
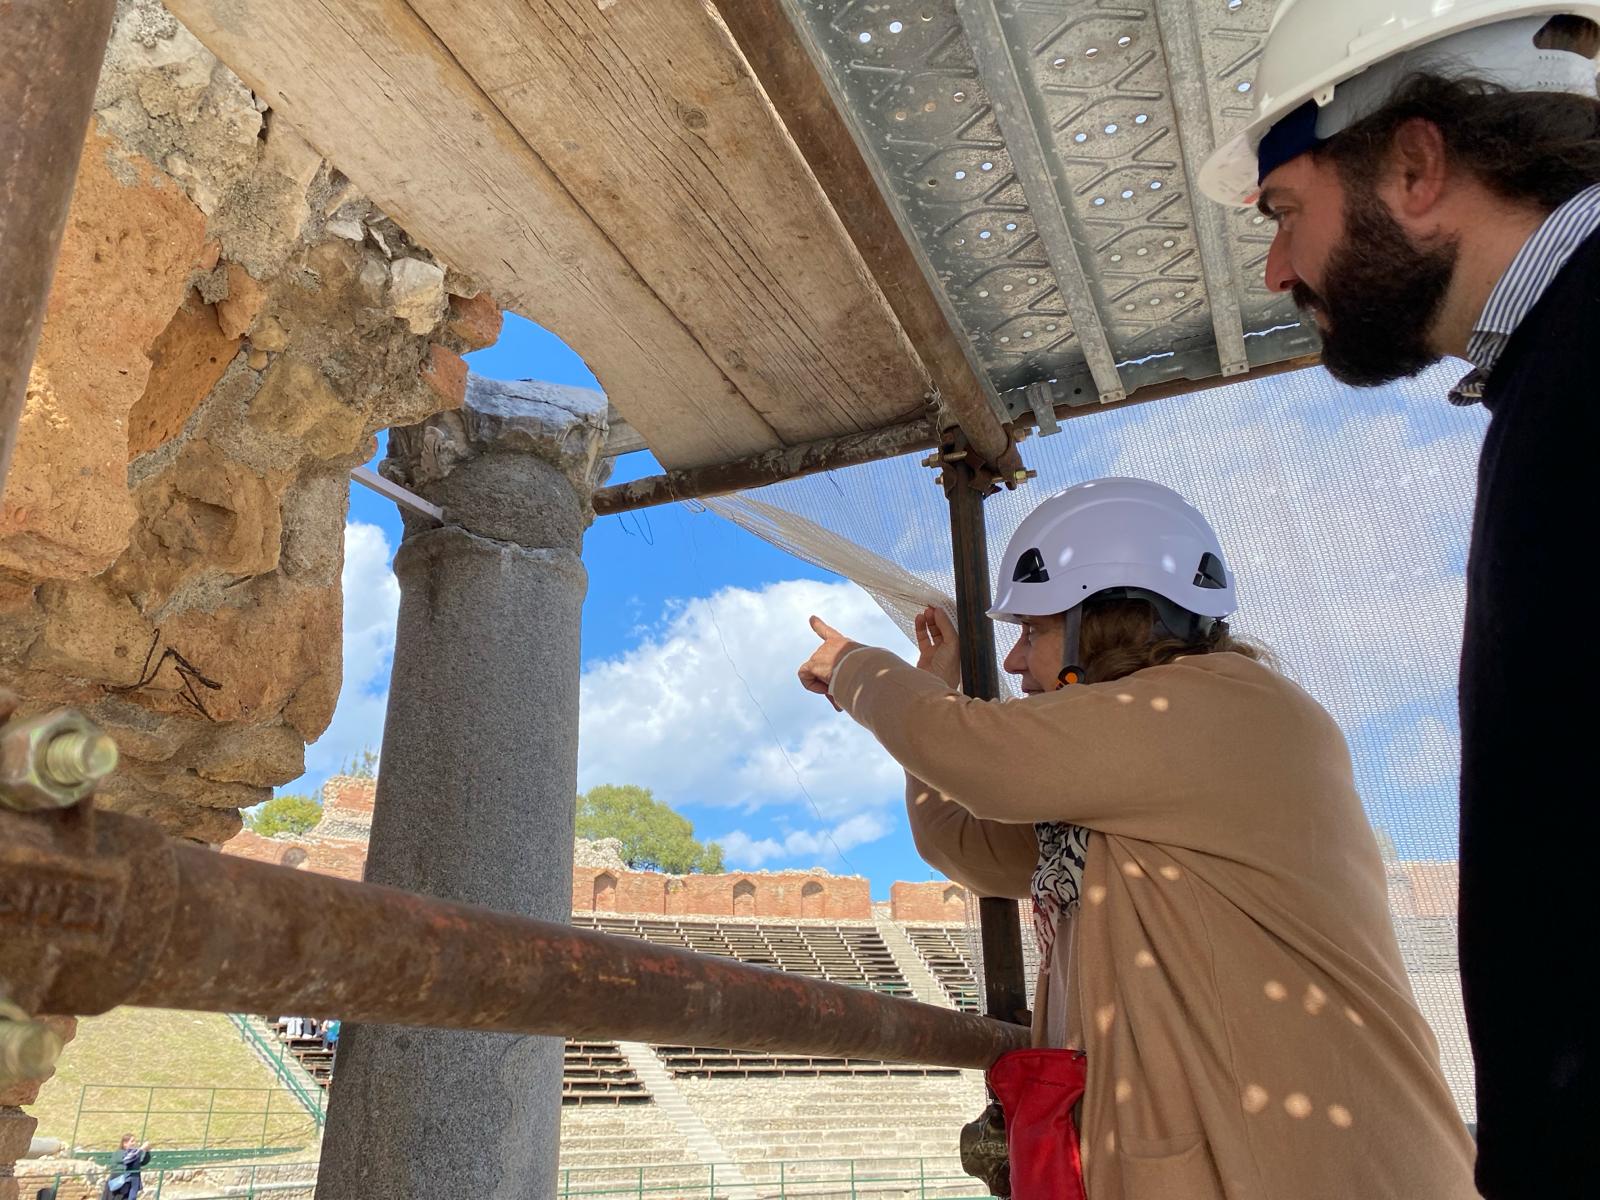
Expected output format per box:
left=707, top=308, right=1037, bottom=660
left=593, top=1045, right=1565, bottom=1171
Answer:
left=776, top=0, right=1317, bottom=422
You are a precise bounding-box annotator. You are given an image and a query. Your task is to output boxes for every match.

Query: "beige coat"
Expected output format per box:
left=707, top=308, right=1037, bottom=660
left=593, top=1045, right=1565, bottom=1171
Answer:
left=832, top=647, right=1475, bottom=1200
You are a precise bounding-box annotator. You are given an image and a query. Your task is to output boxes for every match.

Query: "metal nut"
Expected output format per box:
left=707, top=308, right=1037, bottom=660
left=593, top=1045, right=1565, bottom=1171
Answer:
left=0, top=707, right=119, bottom=811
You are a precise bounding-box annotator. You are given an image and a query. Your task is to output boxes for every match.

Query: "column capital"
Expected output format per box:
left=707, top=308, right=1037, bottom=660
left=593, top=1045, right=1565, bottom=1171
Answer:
left=384, top=376, right=611, bottom=548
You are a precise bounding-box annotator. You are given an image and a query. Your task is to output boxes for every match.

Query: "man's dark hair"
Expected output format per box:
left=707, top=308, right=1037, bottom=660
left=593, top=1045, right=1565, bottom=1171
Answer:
left=1317, top=67, right=1600, bottom=211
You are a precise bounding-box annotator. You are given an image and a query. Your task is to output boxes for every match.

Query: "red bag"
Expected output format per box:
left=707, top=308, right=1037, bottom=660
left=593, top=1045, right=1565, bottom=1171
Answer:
left=987, top=1048, right=1089, bottom=1200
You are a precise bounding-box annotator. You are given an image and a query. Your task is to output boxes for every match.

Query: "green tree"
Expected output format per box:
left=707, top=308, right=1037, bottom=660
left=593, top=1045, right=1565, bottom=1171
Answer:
left=247, top=793, right=323, bottom=838
left=576, top=784, right=725, bottom=874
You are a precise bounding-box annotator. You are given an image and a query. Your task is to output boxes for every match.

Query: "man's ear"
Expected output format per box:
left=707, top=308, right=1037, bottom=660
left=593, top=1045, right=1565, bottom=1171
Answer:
left=1385, top=117, right=1450, bottom=220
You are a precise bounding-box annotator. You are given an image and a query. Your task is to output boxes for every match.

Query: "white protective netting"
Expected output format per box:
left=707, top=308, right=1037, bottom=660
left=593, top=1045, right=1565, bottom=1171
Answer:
left=705, top=362, right=1483, bottom=1120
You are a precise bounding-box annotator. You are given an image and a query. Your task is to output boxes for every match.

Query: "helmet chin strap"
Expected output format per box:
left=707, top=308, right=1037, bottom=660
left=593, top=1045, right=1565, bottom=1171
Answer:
left=1055, top=603, right=1084, bottom=689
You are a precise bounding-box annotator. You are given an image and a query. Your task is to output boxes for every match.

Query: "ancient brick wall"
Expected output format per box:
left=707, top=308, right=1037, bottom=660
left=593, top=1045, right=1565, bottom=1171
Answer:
left=572, top=867, right=871, bottom=920
left=0, top=1, right=498, bottom=847
left=888, top=881, right=970, bottom=923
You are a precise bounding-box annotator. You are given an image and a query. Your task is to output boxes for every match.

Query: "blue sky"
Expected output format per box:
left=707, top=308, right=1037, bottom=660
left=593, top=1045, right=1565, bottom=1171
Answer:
left=302, top=313, right=1486, bottom=898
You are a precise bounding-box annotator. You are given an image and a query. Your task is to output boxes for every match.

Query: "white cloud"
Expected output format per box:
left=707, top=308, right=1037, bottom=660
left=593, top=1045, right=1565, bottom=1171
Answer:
left=719, top=812, right=893, bottom=869
left=579, top=578, right=911, bottom=862
left=710, top=365, right=1484, bottom=861
left=741, top=365, right=1483, bottom=732
left=295, top=521, right=399, bottom=784
left=289, top=529, right=916, bottom=873
left=340, top=522, right=401, bottom=688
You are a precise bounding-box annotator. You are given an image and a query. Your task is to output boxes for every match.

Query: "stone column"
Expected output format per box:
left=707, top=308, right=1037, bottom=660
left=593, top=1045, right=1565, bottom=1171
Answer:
left=316, top=378, right=608, bottom=1200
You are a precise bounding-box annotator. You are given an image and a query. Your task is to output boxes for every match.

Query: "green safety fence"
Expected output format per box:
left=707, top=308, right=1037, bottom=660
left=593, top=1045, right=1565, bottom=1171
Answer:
left=22, top=1159, right=320, bottom=1200
left=553, top=1157, right=988, bottom=1200
left=23, top=1155, right=985, bottom=1200
left=224, top=1014, right=328, bottom=1127
left=63, top=1083, right=320, bottom=1163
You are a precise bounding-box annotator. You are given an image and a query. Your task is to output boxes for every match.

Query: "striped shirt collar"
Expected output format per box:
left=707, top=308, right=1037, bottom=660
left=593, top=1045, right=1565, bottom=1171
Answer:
left=1451, top=183, right=1600, bottom=405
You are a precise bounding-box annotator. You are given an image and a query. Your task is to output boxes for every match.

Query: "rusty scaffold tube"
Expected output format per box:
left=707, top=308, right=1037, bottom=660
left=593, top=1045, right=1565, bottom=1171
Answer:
left=0, top=802, right=1030, bottom=1075
left=942, top=450, right=1030, bottom=1026
left=0, top=0, right=119, bottom=493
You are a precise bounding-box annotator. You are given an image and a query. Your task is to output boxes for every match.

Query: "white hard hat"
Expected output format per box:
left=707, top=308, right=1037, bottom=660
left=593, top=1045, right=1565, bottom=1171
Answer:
left=1199, top=0, right=1600, bottom=207
left=989, top=478, right=1237, bottom=625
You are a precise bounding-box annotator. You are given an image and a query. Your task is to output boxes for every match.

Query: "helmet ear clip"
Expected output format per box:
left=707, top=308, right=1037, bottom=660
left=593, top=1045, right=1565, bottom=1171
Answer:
left=1055, top=604, right=1085, bottom=690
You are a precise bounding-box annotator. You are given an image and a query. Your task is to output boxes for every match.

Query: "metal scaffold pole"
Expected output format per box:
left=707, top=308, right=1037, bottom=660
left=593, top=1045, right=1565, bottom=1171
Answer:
left=0, top=0, right=119, bottom=494
left=0, top=797, right=1030, bottom=1084
left=943, top=449, right=1030, bottom=1026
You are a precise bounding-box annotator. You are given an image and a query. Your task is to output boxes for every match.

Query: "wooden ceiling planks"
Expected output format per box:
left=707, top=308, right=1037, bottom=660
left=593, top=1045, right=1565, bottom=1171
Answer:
left=166, top=0, right=944, bottom=469
left=715, top=0, right=1006, bottom=463
left=410, top=0, right=936, bottom=442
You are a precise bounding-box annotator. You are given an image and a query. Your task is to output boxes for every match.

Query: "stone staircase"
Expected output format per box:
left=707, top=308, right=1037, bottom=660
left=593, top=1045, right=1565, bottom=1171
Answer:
left=871, top=917, right=957, bottom=1010
left=675, top=1074, right=986, bottom=1169
left=611, top=1042, right=749, bottom=1194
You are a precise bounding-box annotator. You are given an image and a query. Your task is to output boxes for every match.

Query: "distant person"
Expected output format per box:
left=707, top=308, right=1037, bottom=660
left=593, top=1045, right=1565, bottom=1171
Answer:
left=322, top=1018, right=341, bottom=1058
left=101, top=1134, right=151, bottom=1200
left=799, top=478, right=1474, bottom=1199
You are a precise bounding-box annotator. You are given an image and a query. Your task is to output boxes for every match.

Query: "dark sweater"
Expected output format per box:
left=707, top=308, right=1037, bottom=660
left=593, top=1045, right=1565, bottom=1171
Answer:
left=1463, top=224, right=1600, bottom=1199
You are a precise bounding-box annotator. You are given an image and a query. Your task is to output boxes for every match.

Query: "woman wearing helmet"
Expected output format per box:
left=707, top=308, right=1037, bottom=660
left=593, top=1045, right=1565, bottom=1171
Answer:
left=799, top=478, right=1473, bottom=1200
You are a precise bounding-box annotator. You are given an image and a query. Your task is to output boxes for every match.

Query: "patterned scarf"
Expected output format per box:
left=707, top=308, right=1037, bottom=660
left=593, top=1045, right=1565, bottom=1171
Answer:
left=1031, top=821, right=1091, bottom=965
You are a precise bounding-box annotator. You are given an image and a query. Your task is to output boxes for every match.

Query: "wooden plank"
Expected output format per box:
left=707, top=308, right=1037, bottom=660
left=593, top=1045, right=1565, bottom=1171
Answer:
left=603, top=403, right=648, bottom=459
left=715, top=0, right=1008, bottom=462
left=406, top=0, right=934, bottom=441
left=165, top=0, right=775, bottom=470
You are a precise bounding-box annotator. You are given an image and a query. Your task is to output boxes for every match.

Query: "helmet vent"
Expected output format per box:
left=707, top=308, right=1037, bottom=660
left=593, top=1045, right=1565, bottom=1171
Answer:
left=1012, top=548, right=1050, bottom=583
left=1194, top=552, right=1227, bottom=590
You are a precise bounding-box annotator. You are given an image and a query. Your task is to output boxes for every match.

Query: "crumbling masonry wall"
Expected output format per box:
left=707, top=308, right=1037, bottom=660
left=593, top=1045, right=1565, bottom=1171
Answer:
left=0, top=0, right=500, bottom=846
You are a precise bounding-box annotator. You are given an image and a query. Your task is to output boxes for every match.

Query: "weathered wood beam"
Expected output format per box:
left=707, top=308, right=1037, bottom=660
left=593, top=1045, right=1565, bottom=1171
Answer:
left=715, top=0, right=1012, bottom=470
left=406, top=0, right=935, bottom=441
left=603, top=403, right=647, bottom=459
left=166, top=0, right=937, bottom=471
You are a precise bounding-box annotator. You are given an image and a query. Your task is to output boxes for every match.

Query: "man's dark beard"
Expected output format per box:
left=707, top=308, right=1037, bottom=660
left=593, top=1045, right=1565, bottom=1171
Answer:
left=1294, top=185, right=1460, bottom=387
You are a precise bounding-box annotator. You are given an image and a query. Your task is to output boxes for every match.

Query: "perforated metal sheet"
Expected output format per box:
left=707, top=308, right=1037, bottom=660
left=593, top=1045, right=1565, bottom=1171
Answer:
left=779, top=0, right=1319, bottom=416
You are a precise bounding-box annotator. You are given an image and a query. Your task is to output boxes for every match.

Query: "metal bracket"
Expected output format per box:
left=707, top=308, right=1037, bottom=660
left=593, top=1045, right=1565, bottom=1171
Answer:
left=1024, top=381, right=1059, bottom=436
